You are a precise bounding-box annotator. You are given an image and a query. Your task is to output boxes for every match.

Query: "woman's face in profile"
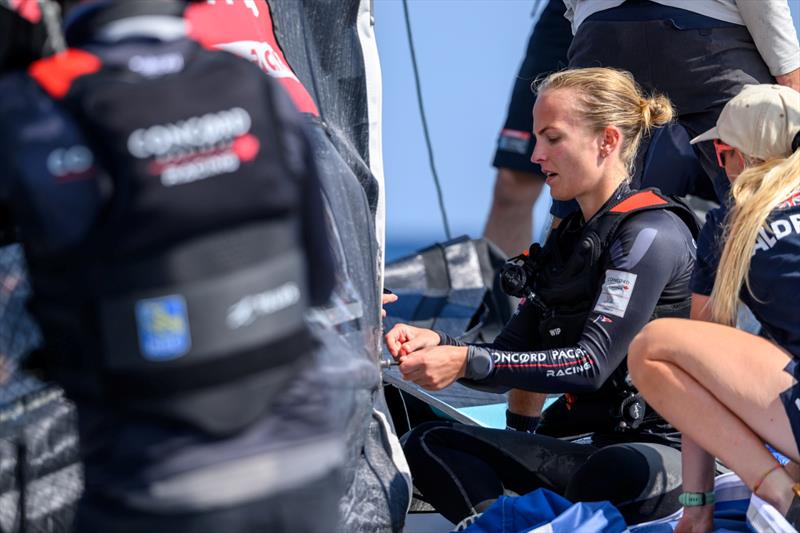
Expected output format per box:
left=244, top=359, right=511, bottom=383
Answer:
left=531, top=88, right=605, bottom=202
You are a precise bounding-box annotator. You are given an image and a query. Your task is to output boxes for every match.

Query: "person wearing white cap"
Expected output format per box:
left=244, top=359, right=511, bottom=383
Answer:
left=629, top=84, right=800, bottom=530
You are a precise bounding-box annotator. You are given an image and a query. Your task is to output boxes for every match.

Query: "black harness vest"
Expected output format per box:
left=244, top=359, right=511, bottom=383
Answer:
left=25, top=40, right=314, bottom=435
left=534, top=188, right=700, bottom=349
left=532, top=188, right=700, bottom=429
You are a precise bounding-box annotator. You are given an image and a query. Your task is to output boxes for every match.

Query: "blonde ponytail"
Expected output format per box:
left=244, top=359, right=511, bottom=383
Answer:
left=710, top=149, right=800, bottom=325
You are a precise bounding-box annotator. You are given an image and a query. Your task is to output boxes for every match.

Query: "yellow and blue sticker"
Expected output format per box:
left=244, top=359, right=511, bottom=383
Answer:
left=135, top=295, right=191, bottom=361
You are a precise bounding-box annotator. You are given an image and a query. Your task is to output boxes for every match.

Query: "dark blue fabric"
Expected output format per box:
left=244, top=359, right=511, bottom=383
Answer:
left=0, top=74, right=105, bottom=253
left=780, top=359, right=800, bottom=451
left=463, top=488, right=629, bottom=533
left=690, top=205, right=726, bottom=297
left=641, top=123, right=707, bottom=197
left=465, top=487, right=752, bottom=533
left=692, top=201, right=800, bottom=358
left=586, top=0, right=739, bottom=29
left=631, top=500, right=751, bottom=532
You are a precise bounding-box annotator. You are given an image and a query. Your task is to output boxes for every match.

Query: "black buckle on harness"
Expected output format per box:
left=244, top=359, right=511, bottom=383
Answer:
left=615, top=391, right=646, bottom=431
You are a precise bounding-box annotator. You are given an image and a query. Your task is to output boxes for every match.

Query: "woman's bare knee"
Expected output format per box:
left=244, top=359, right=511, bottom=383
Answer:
left=629, top=320, right=673, bottom=361
left=629, top=319, right=681, bottom=385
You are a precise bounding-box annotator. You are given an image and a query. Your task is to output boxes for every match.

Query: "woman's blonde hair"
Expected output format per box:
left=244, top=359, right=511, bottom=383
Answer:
left=534, top=67, right=674, bottom=178
left=710, top=149, right=800, bottom=325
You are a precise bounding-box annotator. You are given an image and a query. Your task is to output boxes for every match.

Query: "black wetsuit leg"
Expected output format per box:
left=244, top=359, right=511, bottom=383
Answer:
left=565, top=442, right=683, bottom=524
left=403, top=421, right=682, bottom=525
left=403, top=421, right=596, bottom=523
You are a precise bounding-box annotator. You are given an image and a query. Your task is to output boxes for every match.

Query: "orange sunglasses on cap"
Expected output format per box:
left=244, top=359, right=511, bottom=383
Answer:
left=713, top=139, right=737, bottom=168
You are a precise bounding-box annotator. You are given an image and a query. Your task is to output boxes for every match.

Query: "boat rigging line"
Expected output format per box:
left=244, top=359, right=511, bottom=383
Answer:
left=401, top=0, right=452, bottom=240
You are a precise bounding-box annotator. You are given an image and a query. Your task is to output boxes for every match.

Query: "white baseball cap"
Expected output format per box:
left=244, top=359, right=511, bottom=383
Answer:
left=690, top=84, right=800, bottom=161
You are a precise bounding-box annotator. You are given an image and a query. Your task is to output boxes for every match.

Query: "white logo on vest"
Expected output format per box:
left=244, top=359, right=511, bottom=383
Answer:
left=226, top=282, right=301, bottom=330
left=127, top=107, right=260, bottom=187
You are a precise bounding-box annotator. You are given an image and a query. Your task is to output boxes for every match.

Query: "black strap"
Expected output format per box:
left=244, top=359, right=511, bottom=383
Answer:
left=107, top=326, right=313, bottom=397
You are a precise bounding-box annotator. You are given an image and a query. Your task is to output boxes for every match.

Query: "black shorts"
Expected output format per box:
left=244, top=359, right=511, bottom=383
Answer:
left=780, top=358, right=800, bottom=451
left=492, top=0, right=571, bottom=175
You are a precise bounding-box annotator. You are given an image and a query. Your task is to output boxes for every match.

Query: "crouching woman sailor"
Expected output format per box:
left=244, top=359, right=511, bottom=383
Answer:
left=385, top=67, right=700, bottom=527
left=629, top=84, right=800, bottom=531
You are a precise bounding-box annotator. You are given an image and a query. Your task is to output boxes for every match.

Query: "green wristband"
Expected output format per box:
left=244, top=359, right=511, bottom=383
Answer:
left=678, top=491, right=716, bottom=507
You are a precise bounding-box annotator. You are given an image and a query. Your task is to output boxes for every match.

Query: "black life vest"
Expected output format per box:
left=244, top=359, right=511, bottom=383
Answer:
left=534, top=187, right=699, bottom=349
left=534, top=187, right=700, bottom=431
left=24, top=39, right=314, bottom=436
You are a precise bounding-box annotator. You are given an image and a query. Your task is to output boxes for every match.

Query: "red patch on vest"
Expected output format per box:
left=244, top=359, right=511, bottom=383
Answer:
left=28, top=49, right=102, bottom=99
left=609, top=190, right=668, bottom=213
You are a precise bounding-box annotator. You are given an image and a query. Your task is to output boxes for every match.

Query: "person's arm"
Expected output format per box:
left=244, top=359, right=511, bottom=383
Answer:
left=736, top=0, right=800, bottom=83
left=399, top=210, right=694, bottom=392
left=386, top=291, right=542, bottom=391
left=674, top=293, right=717, bottom=532
left=674, top=204, right=726, bottom=531
left=775, top=69, right=800, bottom=93
left=675, top=293, right=715, bottom=533
left=676, top=435, right=717, bottom=532
left=691, top=293, right=712, bottom=322
left=0, top=74, right=105, bottom=252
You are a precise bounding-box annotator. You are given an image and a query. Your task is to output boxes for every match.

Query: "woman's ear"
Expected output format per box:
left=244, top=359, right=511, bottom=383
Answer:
left=599, top=126, right=622, bottom=157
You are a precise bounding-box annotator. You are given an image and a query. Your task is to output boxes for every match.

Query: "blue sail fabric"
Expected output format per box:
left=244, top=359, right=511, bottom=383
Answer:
left=464, top=473, right=796, bottom=533
left=462, top=489, right=629, bottom=533
left=630, top=472, right=796, bottom=533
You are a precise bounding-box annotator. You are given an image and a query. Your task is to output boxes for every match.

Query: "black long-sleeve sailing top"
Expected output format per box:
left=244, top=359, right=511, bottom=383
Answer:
left=453, top=208, right=696, bottom=393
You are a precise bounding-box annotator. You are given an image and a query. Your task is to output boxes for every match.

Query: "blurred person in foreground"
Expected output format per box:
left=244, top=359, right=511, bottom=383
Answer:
left=0, top=1, right=342, bottom=531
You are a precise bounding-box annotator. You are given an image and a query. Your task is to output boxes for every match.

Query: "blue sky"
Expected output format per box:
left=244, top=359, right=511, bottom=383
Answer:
left=375, top=0, right=800, bottom=257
